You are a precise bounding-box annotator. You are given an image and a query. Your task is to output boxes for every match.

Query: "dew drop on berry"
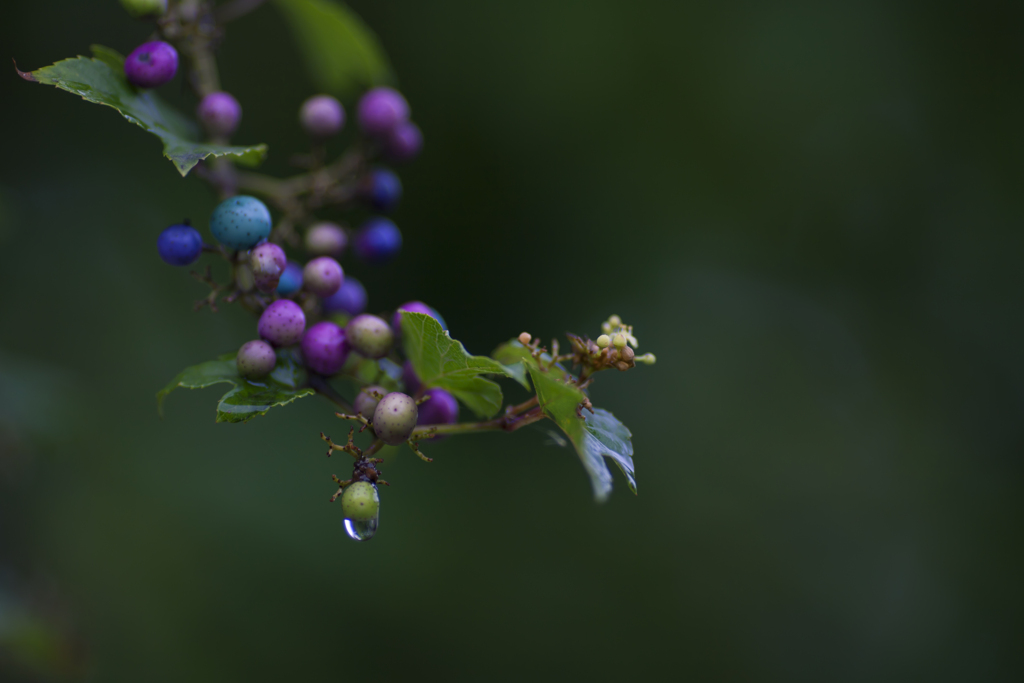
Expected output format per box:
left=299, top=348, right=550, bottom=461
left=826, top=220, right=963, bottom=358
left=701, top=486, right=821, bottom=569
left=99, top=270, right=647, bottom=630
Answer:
left=343, top=515, right=378, bottom=541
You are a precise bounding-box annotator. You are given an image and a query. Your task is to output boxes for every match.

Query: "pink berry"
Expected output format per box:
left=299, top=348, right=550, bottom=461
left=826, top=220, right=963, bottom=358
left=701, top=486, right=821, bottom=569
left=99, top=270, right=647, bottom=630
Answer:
left=300, top=95, right=345, bottom=137
left=305, top=222, right=347, bottom=256
left=302, top=256, right=343, bottom=297
left=237, top=340, right=276, bottom=380
left=258, top=299, right=306, bottom=347
left=197, top=91, right=241, bottom=137
left=250, top=242, right=286, bottom=293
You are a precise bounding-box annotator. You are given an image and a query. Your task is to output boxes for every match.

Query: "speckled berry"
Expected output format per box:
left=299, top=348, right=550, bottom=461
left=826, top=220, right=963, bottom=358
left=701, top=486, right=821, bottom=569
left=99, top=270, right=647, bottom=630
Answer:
left=341, top=481, right=379, bottom=521
left=345, top=314, right=394, bottom=359
left=360, top=168, right=402, bottom=212
left=354, top=385, right=386, bottom=417
left=371, top=392, right=418, bottom=445
left=250, top=242, right=286, bottom=293
left=357, top=87, right=409, bottom=136
left=197, top=91, right=241, bottom=137
left=384, top=121, right=422, bottom=163
left=300, top=321, right=347, bottom=375
left=120, top=0, right=166, bottom=18
left=402, top=361, right=421, bottom=395
left=157, top=223, right=203, bottom=266
left=236, top=339, right=276, bottom=380
left=209, top=195, right=272, bottom=250
left=304, top=222, right=347, bottom=256
left=391, top=301, right=445, bottom=337
left=124, top=41, right=178, bottom=88
left=353, top=217, right=402, bottom=265
left=276, top=261, right=303, bottom=295
left=300, top=95, right=345, bottom=137
left=322, top=277, right=367, bottom=316
left=302, top=256, right=343, bottom=297
left=417, top=387, right=458, bottom=439
left=258, top=299, right=306, bottom=347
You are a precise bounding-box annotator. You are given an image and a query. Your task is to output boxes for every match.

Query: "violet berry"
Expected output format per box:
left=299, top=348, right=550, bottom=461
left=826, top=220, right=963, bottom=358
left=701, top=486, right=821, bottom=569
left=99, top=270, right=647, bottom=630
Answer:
left=371, top=392, right=418, bottom=445
left=354, top=385, right=386, bottom=417
left=345, top=314, right=394, bottom=359
left=385, top=121, right=423, bottom=162
left=258, top=299, right=306, bottom=347
left=301, top=321, right=347, bottom=375
left=124, top=41, right=178, bottom=88
left=250, top=242, right=286, bottom=293
left=236, top=340, right=276, bottom=380
left=357, top=87, right=409, bottom=136
left=157, top=223, right=203, bottom=266
left=277, top=261, right=303, bottom=295
left=354, top=217, right=402, bottom=265
left=197, top=91, right=241, bottom=137
left=402, top=361, right=422, bottom=395
left=417, top=387, right=459, bottom=438
left=391, top=301, right=442, bottom=337
left=303, top=256, right=343, bottom=297
left=304, top=222, right=347, bottom=256
left=322, top=277, right=367, bottom=316
left=300, top=95, right=345, bottom=138
left=360, top=168, right=402, bottom=212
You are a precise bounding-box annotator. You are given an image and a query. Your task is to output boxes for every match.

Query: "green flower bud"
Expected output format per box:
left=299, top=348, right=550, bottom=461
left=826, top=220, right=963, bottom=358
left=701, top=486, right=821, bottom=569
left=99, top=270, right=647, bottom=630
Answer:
left=636, top=353, right=657, bottom=365
left=341, top=481, right=379, bottom=522
left=613, top=333, right=627, bottom=349
left=596, top=334, right=611, bottom=348
left=120, top=0, right=167, bottom=19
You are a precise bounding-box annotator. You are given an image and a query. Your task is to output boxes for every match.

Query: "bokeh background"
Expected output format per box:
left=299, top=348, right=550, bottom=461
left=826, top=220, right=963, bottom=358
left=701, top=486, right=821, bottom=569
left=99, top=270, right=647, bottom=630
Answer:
left=2, top=0, right=1023, bottom=680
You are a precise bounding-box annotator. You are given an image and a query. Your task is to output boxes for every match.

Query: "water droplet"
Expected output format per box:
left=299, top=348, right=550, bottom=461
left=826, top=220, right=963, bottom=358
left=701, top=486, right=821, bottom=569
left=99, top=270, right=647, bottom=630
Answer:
left=343, top=515, right=378, bottom=541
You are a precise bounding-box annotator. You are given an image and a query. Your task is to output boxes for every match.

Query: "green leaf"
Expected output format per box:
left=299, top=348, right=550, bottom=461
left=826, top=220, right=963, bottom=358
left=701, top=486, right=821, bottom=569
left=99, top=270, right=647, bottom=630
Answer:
left=20, top=47, right=268, bottom=176
left=401, top=312, right=514, bottom=418
left=157, top=353, right=313, bottom=423
left=525, top=365, right=636, bottom=502
left=273, top=0, right=394, bottom=98
left=491, top=340, right=568, bottom=389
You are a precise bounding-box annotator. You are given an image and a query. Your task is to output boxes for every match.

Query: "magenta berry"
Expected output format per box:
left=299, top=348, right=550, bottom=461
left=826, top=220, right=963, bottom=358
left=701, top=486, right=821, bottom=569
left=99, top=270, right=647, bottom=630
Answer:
left=258, top=299, right=306, bottom=347
left=250, top=242, right=286, bottom=293
left=345, top=314, right=394, bottom=359
left=236, top=340, right=276, bottom=380
left=357, top=87, right=409, bottom=136
left=417, top=387, right=458, bottom=439
left=197, top=91, right=241, bottom=137
left=385, top=121, right=423, bottom=162
left=305, top=222, right=347, bottom=256
left=371, top=392, right=418, bottom=445
left=354, top=385, right=386, bottom=417
left=300, top=95, right=345, bottom=137
left=300, top=321, right=347, bottom=375
left=124, top=41, right=178, bottom=88
left=302, top=256, right=343, bottom=297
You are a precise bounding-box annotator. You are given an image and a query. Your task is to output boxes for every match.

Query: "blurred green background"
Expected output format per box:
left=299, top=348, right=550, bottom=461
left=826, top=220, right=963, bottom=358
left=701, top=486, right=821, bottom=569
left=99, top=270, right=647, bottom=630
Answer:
left=2, top=0, right=1023, bottom=680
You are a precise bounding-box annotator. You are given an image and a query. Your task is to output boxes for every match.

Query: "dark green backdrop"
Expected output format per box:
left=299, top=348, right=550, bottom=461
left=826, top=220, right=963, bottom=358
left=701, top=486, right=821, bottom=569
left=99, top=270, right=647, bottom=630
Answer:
left=2, top=1, right=1022, bottom=680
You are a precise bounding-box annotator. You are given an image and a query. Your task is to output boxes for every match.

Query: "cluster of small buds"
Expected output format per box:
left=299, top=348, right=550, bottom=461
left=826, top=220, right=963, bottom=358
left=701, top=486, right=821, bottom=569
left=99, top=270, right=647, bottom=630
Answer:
left=562, top=315, right=656, bottom=376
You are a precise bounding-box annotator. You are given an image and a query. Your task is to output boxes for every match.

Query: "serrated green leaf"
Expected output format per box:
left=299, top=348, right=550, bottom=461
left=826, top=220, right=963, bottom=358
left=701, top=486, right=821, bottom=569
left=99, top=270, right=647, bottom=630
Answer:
left=21, top=47, right=268, bottom=176
left=273, top=0, right=394, bottom=98
left=402, top=312, right=514, bottom=418
left=491, top=339, right=568, bottom=389
left=157, top=352, right=313, bottom=423
left=526, top=365, right=636, bottom=502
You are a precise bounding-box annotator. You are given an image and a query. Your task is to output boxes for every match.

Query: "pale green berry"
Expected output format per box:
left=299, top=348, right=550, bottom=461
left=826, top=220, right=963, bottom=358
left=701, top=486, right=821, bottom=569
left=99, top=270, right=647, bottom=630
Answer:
left=596, top=334, right=611, bottom=348
left=613, top=333, right=627, bottom=349
left=341, top=481, right=379, bottom=521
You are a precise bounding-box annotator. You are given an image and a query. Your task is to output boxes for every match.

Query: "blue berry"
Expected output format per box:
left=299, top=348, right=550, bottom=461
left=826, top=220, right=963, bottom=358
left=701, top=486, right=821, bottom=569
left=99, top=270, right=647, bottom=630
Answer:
left=276, top=261, right=303, bottom=295
left=157, top=224, right=203, bottom=266
left=209, top=196, right=272, bottom=251
left=354, top=218, right=402, bottom=264
left=322, top=277, right=367, bottom=316
left=361, top=168, right=402, bottom=212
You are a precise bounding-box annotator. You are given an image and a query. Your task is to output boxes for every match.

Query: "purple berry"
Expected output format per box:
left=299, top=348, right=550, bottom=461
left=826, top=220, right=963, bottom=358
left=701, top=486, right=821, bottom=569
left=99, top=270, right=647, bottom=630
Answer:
left=354, top=385, right=386, bottom=417
left=402, top=361, right=421, bottom=395
left=371, top=392, right=418, bottom=445
left=360, top=168, right=402, bottom=212
left=322, top=277, right=367, bottom=316
left=391, top=301, right=436, bottom=336
left=277, top=261, right=303, bottom=295
left=357, top=87, right=409, bottom=137
left=302, top=256, right=343, bottom=297
left=300, top=95, right=345, bottom=137
left=354, top=217, right=402, bottom=265
left=197, top=91, right=241, bottom=137
left=237, top=340, right=276, bottom=380
left=157, top=223, right=203, bottom=266
left=417, top=387, right=459, bottom=439
left=124, top=41, right=178, bottom=88
left=300, top=321, right=348, bottom=375
left=345, top=314, right=394, bottom=359
left=305, top=222, right=347, bottom=256
left=258, top=299, right=306, bottom=347
left=250, top=242, right=286, bottom=293
left=385, top=121, right=423, bottom=162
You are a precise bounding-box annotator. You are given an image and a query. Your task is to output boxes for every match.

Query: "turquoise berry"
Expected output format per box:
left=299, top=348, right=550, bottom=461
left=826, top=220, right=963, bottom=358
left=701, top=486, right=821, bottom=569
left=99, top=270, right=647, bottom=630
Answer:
left=341, top=481, right=379, bottom=521
left=209, top=196, right=272, bottom=250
